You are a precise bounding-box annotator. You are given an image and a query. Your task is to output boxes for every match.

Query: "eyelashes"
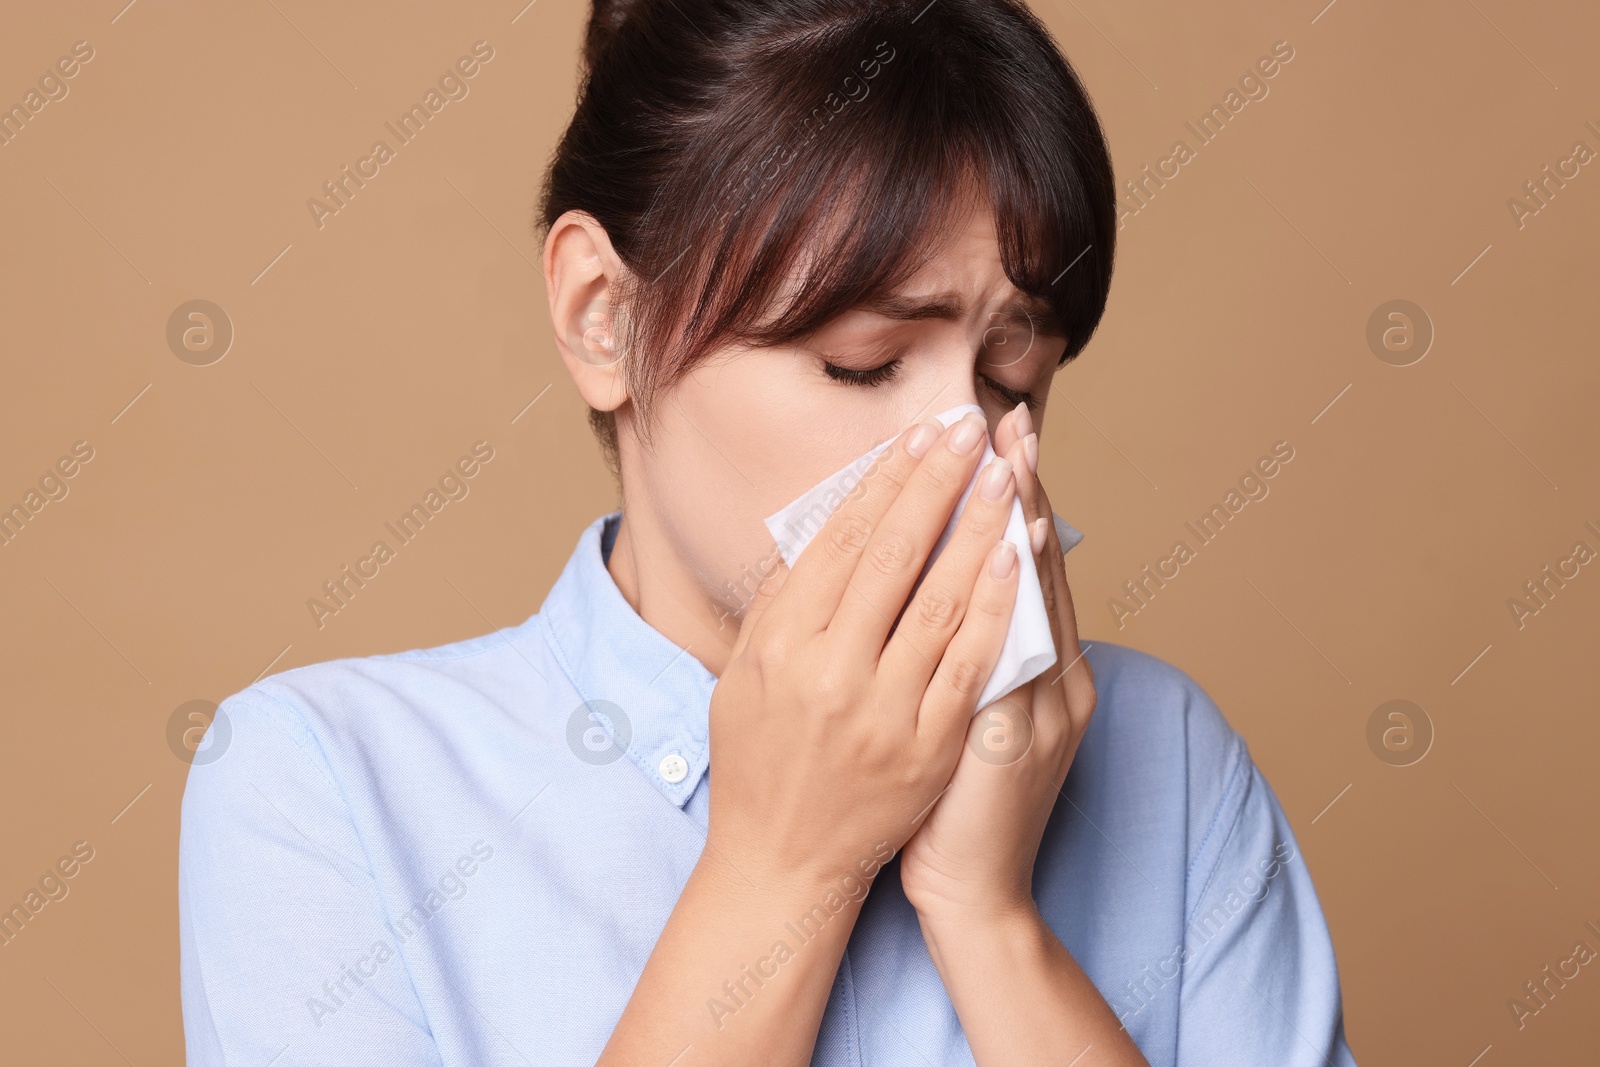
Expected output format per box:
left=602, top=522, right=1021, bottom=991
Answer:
left=983, top=375, right=1038, bottom=410
left=821, top=341, right=910, bottom=388
left=822, top=353, right=1040, bottom=410
left=823, top=358, right=903, bottom=387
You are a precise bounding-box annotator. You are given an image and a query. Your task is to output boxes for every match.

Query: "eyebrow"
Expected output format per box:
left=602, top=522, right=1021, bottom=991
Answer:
left=857, top=290, right=1066, bottom=338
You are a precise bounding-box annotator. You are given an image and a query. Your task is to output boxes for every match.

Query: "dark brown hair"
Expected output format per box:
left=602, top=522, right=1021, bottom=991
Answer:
left=539, top=0, right=1118, bottom=473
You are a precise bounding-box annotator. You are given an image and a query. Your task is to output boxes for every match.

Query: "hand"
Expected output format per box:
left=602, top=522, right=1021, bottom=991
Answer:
left=705, top=412, right=1028, bottom=893
left=898, top=401, right=1099, bottom=922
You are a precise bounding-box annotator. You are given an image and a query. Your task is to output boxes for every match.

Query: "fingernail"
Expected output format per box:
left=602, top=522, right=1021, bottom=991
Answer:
left=979, top=457, right=1014, bottom=501
left=989, top=540, right=1018, bottom=579
left=904, top=420, right=940, bottom=459
left=1029, top=516, right=1048, bottom=555
left=948, top=413, right=986, bottom=455
left=1013, top=402, right=1034, bottom=440
left=1021, top=432, right=1039, bottom=475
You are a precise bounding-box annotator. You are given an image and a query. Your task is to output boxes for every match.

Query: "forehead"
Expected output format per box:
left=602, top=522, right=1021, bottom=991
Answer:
left=900, top=203, right=1002, bottom=290
left=876, top=202, right=1062, bottom=329
left=850, top=205, right=1063, bottom=337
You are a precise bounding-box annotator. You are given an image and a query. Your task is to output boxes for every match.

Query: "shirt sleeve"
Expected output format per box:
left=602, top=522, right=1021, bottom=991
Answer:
left=179, top=688, right=446, bottom=1067
left=1176, top=727, right=1358, bottom=1066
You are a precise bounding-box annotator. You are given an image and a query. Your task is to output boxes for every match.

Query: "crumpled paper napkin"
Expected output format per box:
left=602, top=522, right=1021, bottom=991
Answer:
left=763, top=403, right=1084, bottom=710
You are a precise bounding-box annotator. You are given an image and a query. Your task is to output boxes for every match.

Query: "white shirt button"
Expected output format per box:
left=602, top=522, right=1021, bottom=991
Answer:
left=658, top=753, right=689, bottom=784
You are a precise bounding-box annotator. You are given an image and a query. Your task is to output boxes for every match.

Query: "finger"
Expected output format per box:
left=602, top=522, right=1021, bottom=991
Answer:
left=1003, top=437, right=1095, bottom=727
left=878, top=454, right=1016, bottom=693
left=917, top=537, right=1021, bottom=754
left=729, top=549, right=790, bottom=661
left=992, top=401, right=1031, bottom=462
left=1040, top=538, right=1096, bottom=731
left=769, top=417, right=943, bottom=637
left=827, top=412, right=990, bottom=653
left=1004, top=437, right=1078, bottom=660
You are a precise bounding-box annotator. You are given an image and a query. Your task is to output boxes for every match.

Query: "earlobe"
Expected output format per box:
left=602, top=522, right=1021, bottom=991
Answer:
left=543, top=210, right=630, bottom=413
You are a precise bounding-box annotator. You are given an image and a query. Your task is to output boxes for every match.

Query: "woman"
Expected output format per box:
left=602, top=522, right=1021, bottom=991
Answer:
left=179, top=1, right=1358, bottom=1064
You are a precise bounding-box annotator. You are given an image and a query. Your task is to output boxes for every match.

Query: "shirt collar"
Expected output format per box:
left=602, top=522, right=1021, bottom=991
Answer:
left=537, top=512, right=717, bottom=808
left=536, top=510, right=1086, bottom=808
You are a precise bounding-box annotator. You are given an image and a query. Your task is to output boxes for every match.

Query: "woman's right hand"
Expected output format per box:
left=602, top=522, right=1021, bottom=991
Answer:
left=598, top=410, right=1021, bottom=1067
left=704, top=410, right=1023, bottom=892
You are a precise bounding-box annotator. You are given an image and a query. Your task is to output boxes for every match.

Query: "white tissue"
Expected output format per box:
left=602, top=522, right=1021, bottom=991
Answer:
left=763, top=403, right=1083, bottom=711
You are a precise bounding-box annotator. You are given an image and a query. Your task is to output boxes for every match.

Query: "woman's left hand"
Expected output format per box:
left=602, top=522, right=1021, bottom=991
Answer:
left=898, top=400, right=1098, bottom=923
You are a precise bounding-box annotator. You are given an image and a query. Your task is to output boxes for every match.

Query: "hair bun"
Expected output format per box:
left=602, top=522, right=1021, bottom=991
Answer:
left=584, top=0, right=643, bottom=70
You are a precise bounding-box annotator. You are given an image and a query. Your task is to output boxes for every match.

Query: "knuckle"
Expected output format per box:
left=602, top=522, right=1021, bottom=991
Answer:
left=1036, top=713, right=1070, bottom=753
left=890, top=757, right=926, bottom=796
left=1039, top=576, right=1059, bottom=614
left=826, top=512, right=874, bottom=557
left=1079, top=659, right=1097, bottom=689
left=1070, top=675, right=1099, bottom=720
left=942, top=655, right=985, bottom=699
left=865, top=531, right=915, bottom=578
left=913, top=587, right=960, bottom=631
left=753, top=628, right=795, bottom=673
left=1018, top=473, right=1045, bottom=509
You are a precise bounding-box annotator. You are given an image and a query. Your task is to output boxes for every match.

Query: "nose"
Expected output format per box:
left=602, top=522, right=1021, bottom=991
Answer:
left=900, top=364, right=982, bottom=432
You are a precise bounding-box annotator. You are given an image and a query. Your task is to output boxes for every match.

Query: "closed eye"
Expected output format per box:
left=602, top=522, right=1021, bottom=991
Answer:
left=823, top=357, right=902, bottom=387
left=821, top=349, right=1041, bottom=411
left=981, top=374, right=1039, bottom=411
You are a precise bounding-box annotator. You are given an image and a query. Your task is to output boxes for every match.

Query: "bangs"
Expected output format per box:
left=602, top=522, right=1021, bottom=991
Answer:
left=548, top=0, right=1117, bottom=447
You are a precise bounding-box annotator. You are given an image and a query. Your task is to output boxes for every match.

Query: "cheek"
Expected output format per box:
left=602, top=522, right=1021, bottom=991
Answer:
left=674, top=351, right=898, bottom=516
left=638, top=377, right=800, bottom=608
left=671, top=356, right=822, bottom=506
left=641, top=349, right=934, bottom=604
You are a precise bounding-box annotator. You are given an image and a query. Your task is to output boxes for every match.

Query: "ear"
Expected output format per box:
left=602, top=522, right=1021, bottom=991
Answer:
left=543, top=210, right=629, bottom=413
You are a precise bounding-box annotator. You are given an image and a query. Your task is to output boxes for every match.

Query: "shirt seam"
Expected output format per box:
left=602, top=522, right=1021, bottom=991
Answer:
left=177, top=834, right=227, bottom=1063
left=226, top=686, right=448, bottom=1059
left=380, top=620, right=542, bottom=663
left=839, top=947, right=862, bottom=1067
left=1183, top=730, right=1252, bottom=930
left=251, top=622, right=543, bottom=692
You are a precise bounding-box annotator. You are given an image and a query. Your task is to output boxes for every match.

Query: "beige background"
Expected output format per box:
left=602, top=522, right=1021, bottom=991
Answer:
left=2, top=0, right=1597, bottom=1063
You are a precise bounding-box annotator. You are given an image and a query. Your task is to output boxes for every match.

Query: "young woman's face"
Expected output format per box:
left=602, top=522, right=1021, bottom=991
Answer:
left=616, top=202, right=1068, bottom=626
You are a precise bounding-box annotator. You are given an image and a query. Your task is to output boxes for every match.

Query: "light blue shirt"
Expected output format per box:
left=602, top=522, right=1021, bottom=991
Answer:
left=180, top=511, right=1357, bottom=1066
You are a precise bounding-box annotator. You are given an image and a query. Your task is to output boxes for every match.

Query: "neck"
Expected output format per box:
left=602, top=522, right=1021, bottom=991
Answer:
left=606, top=510, right=737, bottom=678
